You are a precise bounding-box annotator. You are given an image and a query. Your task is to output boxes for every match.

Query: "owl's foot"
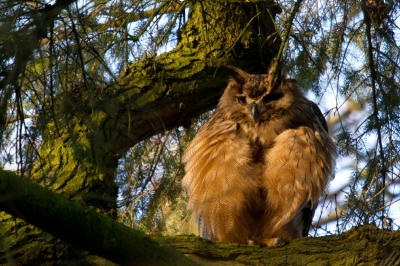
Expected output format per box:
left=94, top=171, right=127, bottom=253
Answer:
left=248, top=236, right=283, bottom=247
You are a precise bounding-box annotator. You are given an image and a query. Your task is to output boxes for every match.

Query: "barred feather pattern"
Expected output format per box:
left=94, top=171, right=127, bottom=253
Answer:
left=182, top=65, right=336, bottom=245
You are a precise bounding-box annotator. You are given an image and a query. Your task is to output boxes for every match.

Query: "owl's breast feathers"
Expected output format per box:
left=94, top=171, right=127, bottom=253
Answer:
left=182, top=67, right=336, bottom=244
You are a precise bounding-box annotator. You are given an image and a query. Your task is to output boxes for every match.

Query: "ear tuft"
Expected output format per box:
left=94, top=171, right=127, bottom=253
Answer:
left=221, top=65, right=250, bottom=85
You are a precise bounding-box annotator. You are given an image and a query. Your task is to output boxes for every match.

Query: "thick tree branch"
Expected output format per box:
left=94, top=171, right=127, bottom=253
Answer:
left=155, top=225, right=400, bottom=265
left=0, top=170, right=196, bottom=266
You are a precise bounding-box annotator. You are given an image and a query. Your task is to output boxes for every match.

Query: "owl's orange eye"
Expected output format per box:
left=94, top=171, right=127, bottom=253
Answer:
left=237, top=95, right=246, bottom=104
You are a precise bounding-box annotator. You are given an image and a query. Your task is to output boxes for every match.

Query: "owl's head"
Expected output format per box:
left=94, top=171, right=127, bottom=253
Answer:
left=219, top=65, right=306, bottom=124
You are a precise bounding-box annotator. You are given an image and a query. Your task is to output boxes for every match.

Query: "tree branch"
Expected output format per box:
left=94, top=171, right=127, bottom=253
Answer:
left=6, top=114, right=38, bottom=124
left=270, top=0, right=303, bottom=84
left=0, top=170, right=196, bottom=266
left=362, top=0, right=387, bottom=213
left=155, top=225, right=400, bottom=265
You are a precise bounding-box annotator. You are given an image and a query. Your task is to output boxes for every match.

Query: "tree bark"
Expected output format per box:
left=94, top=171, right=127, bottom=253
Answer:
left=156, top=225, right=400, bottom=265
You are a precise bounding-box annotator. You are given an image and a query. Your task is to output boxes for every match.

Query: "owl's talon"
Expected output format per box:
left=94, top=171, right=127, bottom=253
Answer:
left=248, top=236, right=283, bottom=247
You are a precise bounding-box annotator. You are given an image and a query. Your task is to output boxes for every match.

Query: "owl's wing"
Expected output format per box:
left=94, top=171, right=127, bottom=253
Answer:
left=182, top=117, right=260, bottom=243
left=262, top=126, right=335, bottom=234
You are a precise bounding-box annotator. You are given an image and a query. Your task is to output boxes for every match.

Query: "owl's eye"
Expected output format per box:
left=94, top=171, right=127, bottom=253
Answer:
left=263, top=91, right=283, bottom=105
left=237, top=95, right=246, bottom=104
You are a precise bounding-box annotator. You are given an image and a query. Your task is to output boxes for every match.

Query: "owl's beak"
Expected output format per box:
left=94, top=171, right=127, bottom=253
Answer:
left=251, top=104, right=260, bottom=122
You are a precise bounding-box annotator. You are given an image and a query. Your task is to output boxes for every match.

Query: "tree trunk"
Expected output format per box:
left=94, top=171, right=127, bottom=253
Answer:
left=0, top=1, right=281, bottom=264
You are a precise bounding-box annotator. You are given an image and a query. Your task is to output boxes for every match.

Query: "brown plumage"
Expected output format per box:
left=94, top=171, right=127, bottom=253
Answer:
left=182, top=65, right=336, bottom=246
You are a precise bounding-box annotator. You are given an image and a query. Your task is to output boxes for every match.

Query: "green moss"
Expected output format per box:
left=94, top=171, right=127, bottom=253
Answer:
left=153, top=226, right=396, bottom=265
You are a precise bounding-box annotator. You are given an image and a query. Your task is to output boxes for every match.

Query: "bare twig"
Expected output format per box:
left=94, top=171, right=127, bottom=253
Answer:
left=270, top=0, right=304, bottom=85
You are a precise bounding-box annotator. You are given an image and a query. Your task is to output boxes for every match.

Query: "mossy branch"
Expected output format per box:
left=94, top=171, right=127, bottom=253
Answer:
left=0, top=170, right=197, bottom=266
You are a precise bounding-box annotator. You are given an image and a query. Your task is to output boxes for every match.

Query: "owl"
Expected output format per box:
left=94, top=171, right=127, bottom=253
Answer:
left=181, top=65, right=336, bottom=246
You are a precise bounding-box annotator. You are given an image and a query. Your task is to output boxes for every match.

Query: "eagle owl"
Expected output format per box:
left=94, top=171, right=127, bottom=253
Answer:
left=181, top=65, right=336, bottom=246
